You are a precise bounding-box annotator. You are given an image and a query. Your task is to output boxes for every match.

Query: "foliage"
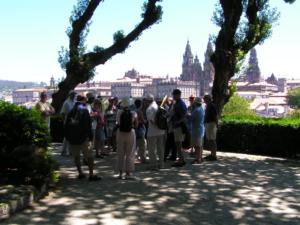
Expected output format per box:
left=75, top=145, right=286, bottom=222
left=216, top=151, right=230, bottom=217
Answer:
left=0, top=101, right=56, bottom=187
left=287, top=87, right=300, bottom=109
left=113, top=30, right=125, bottom=43
left=0, top=101, right=50, bottom=152
left=53, top=0, right=163, bottom=111
left=287, top=109, right=300, bottom=119
left=222, top=94, right=257, bottom=117
left=218, top=115, right=300, bottom=158
left=210, top=0, right=294, bottom=114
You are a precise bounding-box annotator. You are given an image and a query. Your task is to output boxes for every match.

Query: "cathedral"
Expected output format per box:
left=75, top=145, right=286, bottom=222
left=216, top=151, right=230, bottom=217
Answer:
left=180, top=40, right=215, bottom=96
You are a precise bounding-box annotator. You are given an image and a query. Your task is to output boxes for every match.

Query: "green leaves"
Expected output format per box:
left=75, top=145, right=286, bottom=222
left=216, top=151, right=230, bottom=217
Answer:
left=113, top=30, right=125, bottom=43
left=141, top=0, right=163, bottom=23
left=69, top=0, right=90, bottom=23
left=222, top=94, right=257, bottom=117
left=0, top=101, right=50, bottom=153
left=287, top=87, right=300, bottom=109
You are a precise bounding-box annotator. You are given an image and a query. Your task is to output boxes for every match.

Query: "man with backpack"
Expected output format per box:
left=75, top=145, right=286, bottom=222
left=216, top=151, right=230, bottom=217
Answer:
left=145, top=94, right=166, bottom=170
left=65, top=95, right=100, bottom=181
left=116, top=97, right=138, bottom=180
left=60, top=90, right=76, bottom=156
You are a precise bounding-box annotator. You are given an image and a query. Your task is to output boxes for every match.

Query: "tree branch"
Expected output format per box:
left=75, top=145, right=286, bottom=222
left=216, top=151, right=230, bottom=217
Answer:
left=83, top=0, right=162, bottom=68
left=69, top=0, right=103, bottom=58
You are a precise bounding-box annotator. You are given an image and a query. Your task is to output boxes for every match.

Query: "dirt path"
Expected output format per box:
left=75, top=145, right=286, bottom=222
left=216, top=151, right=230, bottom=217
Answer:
left=5, top=145, right=300, bottom=225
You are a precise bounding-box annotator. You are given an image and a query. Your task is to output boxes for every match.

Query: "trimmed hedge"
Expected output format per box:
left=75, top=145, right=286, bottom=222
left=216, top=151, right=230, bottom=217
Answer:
left=218, top=115, right=300, bottom=158
left=49, top=110, right=300, bottom=158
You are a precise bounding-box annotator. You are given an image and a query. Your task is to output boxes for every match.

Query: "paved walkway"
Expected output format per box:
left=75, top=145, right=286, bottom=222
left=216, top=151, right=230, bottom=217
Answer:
left=5, top=144, right=300, bottom=225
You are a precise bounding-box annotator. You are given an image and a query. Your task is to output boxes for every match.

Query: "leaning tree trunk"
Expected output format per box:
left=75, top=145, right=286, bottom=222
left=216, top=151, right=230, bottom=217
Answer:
left=51, top=0, right=163, bottom=112
left=51, top=68, right=83, bottom=112
left=210, top=0, right=243, bottom=116
left=210, top=0, right=294, bottom=115
left=212, top=65, right=231, bottom=116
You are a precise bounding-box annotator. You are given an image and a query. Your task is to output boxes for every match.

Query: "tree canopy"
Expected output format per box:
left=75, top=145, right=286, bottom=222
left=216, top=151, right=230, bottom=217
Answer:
left=52, top=0, right=163, bottom=111
left=287, top=87, right=300, bottom=109
left=222, top=94, right=256, bottom=117
left=210, top=0, right=296, bottom=115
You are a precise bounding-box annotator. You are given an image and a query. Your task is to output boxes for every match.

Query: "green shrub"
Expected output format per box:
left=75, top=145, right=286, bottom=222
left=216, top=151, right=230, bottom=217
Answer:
left=287, top=109, right=300, bottom=119
left=222, top=94, right=257, bottom=117
left=0, top=101, right=50, bottom=152
left=218, top=115, right=300, bottom=158
left=0, top=101, right=55, bottom=187
left=287, top=87, right=300, bottom=109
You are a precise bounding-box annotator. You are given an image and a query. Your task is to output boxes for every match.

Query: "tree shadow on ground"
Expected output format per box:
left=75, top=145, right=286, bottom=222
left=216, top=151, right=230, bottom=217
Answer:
left=6, top=146, right=300, bottom=225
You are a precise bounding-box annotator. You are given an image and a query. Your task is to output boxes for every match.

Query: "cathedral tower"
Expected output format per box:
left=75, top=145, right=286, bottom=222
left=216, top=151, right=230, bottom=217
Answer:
left=202, top=40, right=215, bottom=95
left=180, top=40, right=194, bottom=81
left=246, top=48, right=261, bottom=83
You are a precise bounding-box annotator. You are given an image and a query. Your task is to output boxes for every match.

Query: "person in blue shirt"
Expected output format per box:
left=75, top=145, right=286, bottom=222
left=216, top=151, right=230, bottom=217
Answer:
left=191, top=97, right=205, bottom=164
left=171, top=89, right=188, bottom=167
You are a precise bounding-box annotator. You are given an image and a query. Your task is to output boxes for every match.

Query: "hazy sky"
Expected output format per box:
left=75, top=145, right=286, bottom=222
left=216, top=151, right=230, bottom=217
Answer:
left=0, top=0, right=299, bottom=83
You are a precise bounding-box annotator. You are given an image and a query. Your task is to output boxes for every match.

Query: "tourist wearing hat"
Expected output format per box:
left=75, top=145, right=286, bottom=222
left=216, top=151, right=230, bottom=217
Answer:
left=64, top=95, right=101, bottom=181
left=115, top=97, right=138, bottom=179
left=60, top=90, right=77, bottom=156
left=191, top=97, right=205, bottom=164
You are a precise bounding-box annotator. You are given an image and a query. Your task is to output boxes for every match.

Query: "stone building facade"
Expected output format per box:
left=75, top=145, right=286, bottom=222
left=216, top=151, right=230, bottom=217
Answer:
left=145, top=79, right=198, bottom=102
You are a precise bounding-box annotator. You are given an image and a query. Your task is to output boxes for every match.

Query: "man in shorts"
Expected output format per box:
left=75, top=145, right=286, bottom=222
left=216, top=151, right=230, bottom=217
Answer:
left=203, top=94, right=218, bottom=161
left=65, top=95, right=100, bottom=181
left=171, top=89, right=187, bottom=167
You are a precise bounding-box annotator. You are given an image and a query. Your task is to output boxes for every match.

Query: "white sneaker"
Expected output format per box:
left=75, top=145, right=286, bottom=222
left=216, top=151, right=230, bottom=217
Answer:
left=125, top=174, right=138, bottom=180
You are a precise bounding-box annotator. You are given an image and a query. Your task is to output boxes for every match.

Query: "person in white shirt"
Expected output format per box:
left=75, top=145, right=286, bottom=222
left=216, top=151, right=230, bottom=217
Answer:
left=60, top=90, right=76, bottom=156
left=145, top=94, right=166, bottom=170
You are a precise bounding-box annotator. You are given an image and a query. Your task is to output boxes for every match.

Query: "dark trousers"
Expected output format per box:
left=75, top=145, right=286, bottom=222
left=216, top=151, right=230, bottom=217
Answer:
left=164, top=132, right=177, bottom=160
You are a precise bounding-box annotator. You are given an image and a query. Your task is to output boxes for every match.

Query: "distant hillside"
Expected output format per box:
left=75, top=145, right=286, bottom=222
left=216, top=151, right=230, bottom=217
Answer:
left=0, top=80, right=44, bottom=91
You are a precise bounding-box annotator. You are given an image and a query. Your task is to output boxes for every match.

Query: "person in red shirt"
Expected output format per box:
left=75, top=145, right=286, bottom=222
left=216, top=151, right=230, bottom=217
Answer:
left=91, top=99, right=106, bottom=158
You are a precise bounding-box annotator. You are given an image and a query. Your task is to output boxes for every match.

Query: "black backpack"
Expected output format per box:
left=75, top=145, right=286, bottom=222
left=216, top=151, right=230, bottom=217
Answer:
left=65, top=107, right=86, bottom=144
left=155, top=107, right=168, bottom=130
left=119, top=108, right=132, bottom=132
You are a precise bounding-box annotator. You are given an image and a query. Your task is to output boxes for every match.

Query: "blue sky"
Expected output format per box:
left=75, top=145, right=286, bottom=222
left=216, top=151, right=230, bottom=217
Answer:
left=0, top=0, right=299, bottom=83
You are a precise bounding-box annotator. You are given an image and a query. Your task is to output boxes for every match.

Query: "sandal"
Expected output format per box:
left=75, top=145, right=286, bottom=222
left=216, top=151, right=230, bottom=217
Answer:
left=125, top=175, right=138, bottom=180
left=89, top=175, right=102, bottom=181
left=78, top=174, right=86, bottom=179
left=191, top=159, right=203, bottom=164
left=95, top=154, right=104, bottom=159
left=171, top=161, right=186, bottom=167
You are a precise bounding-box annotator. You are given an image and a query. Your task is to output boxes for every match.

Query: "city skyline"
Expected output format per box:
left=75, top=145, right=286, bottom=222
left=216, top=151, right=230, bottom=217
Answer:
left=0, top=0, right=300, bottom=83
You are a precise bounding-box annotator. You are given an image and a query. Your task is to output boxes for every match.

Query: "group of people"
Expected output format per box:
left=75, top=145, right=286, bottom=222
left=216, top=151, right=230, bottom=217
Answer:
left=35, top=89, right=218, bottom=181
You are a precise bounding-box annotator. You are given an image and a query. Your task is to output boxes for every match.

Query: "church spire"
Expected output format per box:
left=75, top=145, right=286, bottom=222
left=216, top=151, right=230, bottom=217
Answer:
left=246, top=48, right=261, bottom=83
left=180, top=40, right=194, bottom=81
left=201, top=40, right=215, bottom=95
left=183, top=40, right=193, bottom=66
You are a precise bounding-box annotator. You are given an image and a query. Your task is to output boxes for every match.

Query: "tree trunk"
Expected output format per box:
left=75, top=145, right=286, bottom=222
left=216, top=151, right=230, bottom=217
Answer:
left=212, top=65, right=231, bottom=116
left=51, top=73, right=79, bottom=112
